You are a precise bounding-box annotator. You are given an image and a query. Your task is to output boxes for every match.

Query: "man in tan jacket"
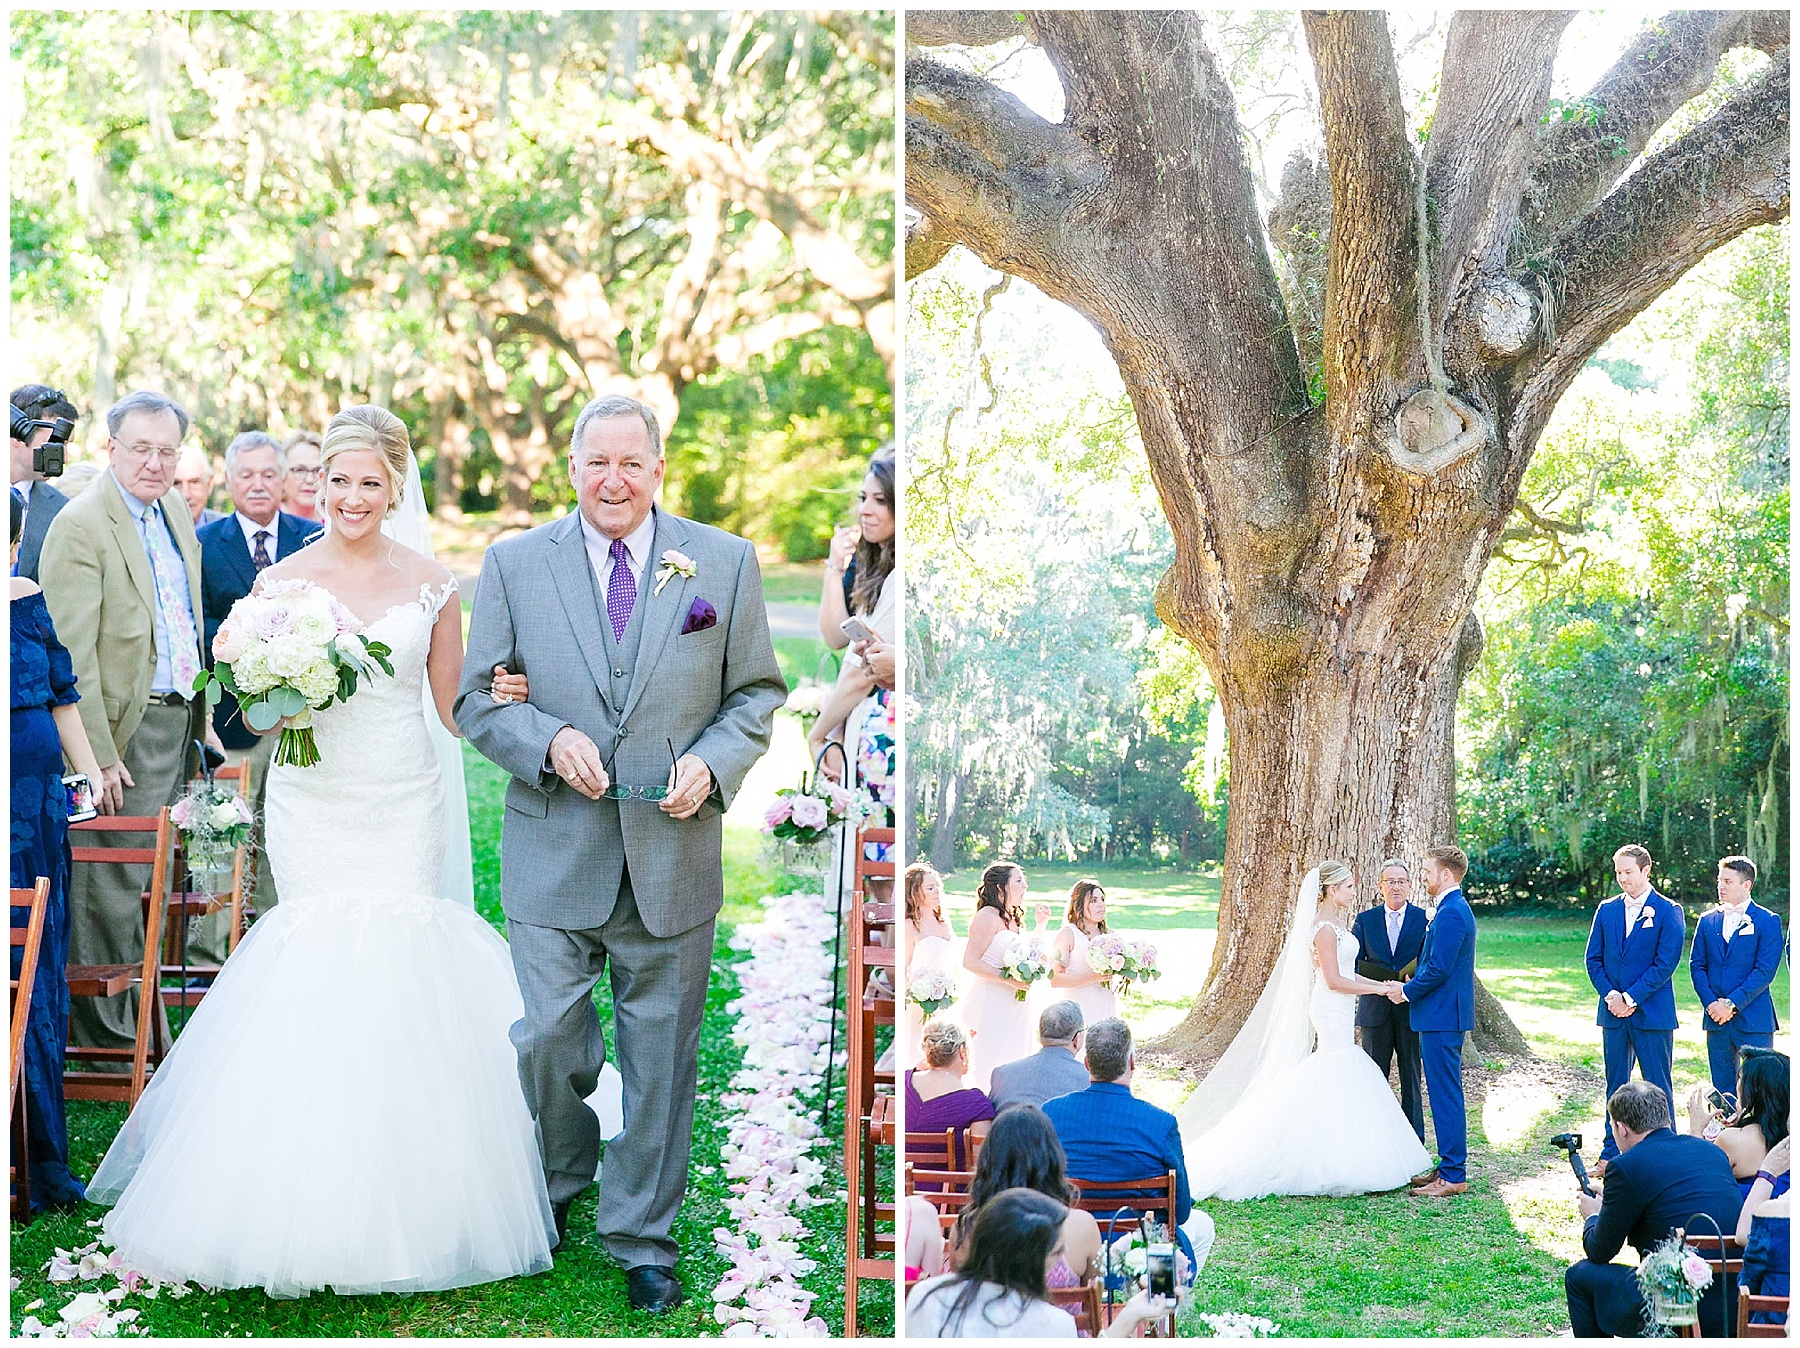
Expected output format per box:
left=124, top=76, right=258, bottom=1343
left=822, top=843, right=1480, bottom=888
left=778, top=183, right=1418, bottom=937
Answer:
left=40, top=391, right=210, bottom=1062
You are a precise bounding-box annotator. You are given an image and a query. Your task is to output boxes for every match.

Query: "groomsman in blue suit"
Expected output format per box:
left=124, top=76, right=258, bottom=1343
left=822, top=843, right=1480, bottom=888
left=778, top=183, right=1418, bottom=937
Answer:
left=1584, top=844, right=1685, bottom=1164
left=1690, top=855, right=1784, bottom=1100
left=1391, top=844, right=1477, bottom=1197
left=1353, top=859, right=1429, bottom=1141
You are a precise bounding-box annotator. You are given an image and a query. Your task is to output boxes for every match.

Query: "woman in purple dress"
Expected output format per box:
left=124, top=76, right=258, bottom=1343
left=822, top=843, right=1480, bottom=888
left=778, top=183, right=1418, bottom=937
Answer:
left=907, top=1020, right=995, bottom=1171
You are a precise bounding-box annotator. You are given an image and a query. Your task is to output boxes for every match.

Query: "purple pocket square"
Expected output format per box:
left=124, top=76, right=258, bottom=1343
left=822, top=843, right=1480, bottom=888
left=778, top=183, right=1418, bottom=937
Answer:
left=681, top=598, right=718, bottom=635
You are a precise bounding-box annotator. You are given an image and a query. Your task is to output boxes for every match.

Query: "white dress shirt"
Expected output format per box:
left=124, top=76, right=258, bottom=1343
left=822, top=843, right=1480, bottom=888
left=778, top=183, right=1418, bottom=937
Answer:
left=1722, top=899, right=1753, bottom=940
left=235, top=509, right=283, bottom=562
left=580, top=507, right=656, bottom=599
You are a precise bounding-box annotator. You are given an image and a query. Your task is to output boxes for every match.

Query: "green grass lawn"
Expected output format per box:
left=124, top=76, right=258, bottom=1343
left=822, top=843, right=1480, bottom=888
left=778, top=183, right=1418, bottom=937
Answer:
left=936, top=859, right=1789, bottom=1337
left=10, top=745, right=889, bottom=1337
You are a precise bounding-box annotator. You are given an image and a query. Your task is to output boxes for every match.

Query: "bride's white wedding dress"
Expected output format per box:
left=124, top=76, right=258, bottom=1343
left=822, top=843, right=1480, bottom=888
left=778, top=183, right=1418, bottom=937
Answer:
left=89, top=581, right=555, bottom=1296
left=1177, top=878, right=1430, bottom=1201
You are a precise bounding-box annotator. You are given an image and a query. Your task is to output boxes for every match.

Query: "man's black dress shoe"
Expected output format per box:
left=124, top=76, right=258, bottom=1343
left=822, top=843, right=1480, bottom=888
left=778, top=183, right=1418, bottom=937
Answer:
left=551, top=1199, right=572, bottom=1249
left=626, top=1265, right=685, bottom=1314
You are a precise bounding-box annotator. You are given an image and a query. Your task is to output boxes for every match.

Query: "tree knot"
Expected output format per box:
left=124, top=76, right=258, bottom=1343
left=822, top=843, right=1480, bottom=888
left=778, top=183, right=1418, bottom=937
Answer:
left=1385, top=386, right=1490, bottom=476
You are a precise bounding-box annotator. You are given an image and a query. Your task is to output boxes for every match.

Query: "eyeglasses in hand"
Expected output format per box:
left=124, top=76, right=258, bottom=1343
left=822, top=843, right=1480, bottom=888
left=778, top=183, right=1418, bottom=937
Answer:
left=600, top=738, right=679, bottom=801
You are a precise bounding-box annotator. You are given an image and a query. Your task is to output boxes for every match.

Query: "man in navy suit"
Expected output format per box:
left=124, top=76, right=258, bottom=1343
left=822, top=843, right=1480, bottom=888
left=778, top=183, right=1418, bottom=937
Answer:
left=196, top=431, right=322, bottom=927
left=1584, top=844, right=1685, bottom=1163
left=1690, top=855, right=1784, bottom=1099
left=1565, top=1080, right=1744, bottom=1337
left=1390, top=844, right=1478, bottom=1196
left=1042, top=1017, right=1215, bottom=1277
left=1354, top=859, right=1428, bottom=1142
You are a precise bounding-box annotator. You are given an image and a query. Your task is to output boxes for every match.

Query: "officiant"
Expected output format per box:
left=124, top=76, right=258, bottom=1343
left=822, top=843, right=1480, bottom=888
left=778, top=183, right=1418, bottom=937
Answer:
left=1353, top=859, right=1427, bottom=1141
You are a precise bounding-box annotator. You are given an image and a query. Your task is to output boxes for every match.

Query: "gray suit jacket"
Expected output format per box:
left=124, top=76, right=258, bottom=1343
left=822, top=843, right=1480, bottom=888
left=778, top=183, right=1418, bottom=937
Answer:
left=16, top=480, right=69, bottom=582
left=456, top=508, right=786, bottom=938
left=988, top=1046, right=1093, bottom=1113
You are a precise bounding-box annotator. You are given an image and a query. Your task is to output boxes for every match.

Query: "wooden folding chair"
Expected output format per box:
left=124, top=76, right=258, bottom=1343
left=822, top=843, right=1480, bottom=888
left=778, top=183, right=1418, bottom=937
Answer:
left=1676, top=1233, right=1744, bottom=1340
left=10, top=878, right=52, bottom=1222
left=1738, top=1285, right=1789, bottom=1337
left=65, top=808, right=174, bottom=1106
left=842, top=825, right=898, bottom=1336
left=1071, top=1170, right=1181, bottom=1234
left=1047, top=1282, right=1106, bottom=1337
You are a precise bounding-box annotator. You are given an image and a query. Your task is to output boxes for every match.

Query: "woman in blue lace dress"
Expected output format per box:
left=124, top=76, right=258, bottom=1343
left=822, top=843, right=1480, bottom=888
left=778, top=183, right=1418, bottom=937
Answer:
left=11, top=489, right=105, bottom=1208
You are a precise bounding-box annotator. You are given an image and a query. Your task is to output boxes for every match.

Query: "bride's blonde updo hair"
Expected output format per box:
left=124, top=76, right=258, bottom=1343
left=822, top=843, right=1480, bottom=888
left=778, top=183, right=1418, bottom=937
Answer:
left=1317, top=859, right=1354, bottom=890
left=321, top=405, right=410, bottom=514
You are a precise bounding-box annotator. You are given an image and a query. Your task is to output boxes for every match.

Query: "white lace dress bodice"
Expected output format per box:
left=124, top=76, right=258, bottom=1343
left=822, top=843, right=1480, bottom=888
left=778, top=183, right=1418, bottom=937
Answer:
left=90, top=580, right=557, bottom=1297
left=1307, top=921, right=1359, bottom=1050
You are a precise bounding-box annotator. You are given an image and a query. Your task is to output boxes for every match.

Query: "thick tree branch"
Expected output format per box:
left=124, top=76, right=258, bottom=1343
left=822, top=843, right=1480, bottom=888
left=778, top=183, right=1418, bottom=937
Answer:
left=1303, top=11, right=1421, bottom=415
left=1519, top=10, right=1789, bottom=254
left=905, top=215, right=955, bottom=278
left=1425, top=11, right=1574, bottom=336
left=1266, top=152, right=1331, bottom=385
left=907, top=11, right=1029, bottom=50
left=1515, top=53, right=1790, bottom=452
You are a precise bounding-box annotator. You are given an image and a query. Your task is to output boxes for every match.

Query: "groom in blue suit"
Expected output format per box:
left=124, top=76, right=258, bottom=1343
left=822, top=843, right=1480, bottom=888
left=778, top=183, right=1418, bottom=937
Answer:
left=1584, top=844, right=1684, bottom=1164
left=1690, top=855, right=1784, bottom=1099
left=1391, top=845, right=1477, bottom=1197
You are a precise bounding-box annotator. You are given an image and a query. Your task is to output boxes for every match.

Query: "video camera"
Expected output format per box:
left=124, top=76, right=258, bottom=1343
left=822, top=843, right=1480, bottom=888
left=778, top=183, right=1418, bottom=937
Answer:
left=1551, top=1131, right=1596, bottom=1196
left=10, top=401, right=74, bottom=478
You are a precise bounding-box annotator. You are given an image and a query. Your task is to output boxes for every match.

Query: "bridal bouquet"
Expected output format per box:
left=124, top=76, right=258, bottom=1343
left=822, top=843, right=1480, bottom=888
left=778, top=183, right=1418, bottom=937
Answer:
left=1000, top=942, right=1049, bottom=1001
left=170, top=779, right=253, bottom=879
left=1090, top=935, right=1163, bottom=994
left=906, top=968, right=957, bottom=1017
left=762, top=775, right=861, bottom=848
left=194, top=583, right=394, bottom=768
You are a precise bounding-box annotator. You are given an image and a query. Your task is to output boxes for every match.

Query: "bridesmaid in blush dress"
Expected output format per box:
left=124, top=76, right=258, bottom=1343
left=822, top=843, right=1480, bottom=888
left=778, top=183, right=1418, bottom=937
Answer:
left=904, top=862, right=958, bottom=1071
left=959, top=862, right=1036, bottom=1092
left=1049, top=879, right=1118, bottom=1027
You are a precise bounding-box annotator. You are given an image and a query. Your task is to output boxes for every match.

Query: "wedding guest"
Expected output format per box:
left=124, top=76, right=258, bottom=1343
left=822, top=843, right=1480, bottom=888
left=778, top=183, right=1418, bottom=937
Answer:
left=40, top=391, right=208, bottom=1062
left=1690, top=855, right=1784, bottom=1098
left=1042, top=1017, right=1214, bottom=1276
left=1049, top=880, right=1117, bottom=1026
left=280, top=430, right=324, bottom=522
left=1565, top=1081, right=1743, bottom=1337
left=988, top=1000, right=1089, bottom=1113
left=173, top=445, right=222, bottom=528
left=909, top=1019, right=997, bottom=1170
left=905, top=862, right=958, bottom=1071
left=961, top=863, right=1037, bottom=1091
left=907, top=1193, right=948, bottom=1281
left=10, top=489, right=106, bottom=1209
left=1584, top=844, right=1685, bottom=1165
left=197, top=431, right=323, bottom=926
left=907, top=1187, right=1178, bottom=1338
left=1687, top=1047, right=1789, bottom=1193
left=1737, top=1136, right=1790, bottom=1326
left=1352, top=858, right=1427, bottom=1141
left=949, top=1104, right=1102, bottom=1289
left=10, top=384, right=77, bottom=582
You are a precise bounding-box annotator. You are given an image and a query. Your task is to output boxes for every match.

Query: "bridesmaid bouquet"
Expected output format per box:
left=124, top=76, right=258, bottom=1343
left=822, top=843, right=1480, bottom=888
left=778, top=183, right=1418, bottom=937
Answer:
left=1091, top=936, right=1162, bottom=995
left=194, top=583, right=394, bottom=768
left=999, top=943, right=1049, bottom=1002
left=906, top=968, right=956, bottom=1017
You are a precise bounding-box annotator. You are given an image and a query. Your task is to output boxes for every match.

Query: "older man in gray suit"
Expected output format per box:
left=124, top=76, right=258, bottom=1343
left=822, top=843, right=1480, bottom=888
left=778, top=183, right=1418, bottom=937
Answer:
left=456, top=394, right=785, bottom=1314
left=989, top=1000, right=1091, bottom=1112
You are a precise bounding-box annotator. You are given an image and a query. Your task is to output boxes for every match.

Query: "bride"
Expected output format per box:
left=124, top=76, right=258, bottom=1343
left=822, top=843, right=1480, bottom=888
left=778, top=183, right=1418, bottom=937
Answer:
left=1176, top=860, right=1431, bottom=1200
left=88, top=406, right=556, bottom=1295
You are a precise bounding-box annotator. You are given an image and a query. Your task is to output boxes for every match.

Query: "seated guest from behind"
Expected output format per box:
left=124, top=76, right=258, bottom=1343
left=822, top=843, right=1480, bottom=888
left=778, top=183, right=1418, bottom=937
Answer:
left=1566, top=1080, right=1745, bottom=1338
left=1041, top=1017, right=1214, bottom=1276
left=949, top=1104, right=1102, bottom=1292
left=1687, top=1046, right=1789, bottom=1194
left=989, top=1000, right=1089, bottom=1113
left=1737, top=1135, right=1790, bottom=1327
left=908, top=1019, right=996, bottom=1168
left=907, top=1187, right=1178, bottom=1339
left=906, top=1193, right=947, bottom=1282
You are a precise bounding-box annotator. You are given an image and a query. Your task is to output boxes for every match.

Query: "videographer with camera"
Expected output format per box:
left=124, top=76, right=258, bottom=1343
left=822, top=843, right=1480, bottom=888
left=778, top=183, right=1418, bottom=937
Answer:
left=10, top=384, right=78, bottom=581
left=1564, top=1080, right=1743, bottom=1337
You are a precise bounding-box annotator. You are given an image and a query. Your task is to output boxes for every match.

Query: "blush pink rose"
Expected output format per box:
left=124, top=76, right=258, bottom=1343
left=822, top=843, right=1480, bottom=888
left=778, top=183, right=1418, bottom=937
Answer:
left=212, top=621, right=249, bottom=663
left=789, top=796, right=828, bottom=831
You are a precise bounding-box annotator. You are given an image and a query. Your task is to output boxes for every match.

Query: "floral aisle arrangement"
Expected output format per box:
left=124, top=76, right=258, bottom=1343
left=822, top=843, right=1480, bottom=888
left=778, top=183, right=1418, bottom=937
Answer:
left=1635, top=1231, right=1713, bottom=1330
left=16, top=1232, right=199, bottom=1337
left=906, top=968, right=956, bottom=1018
left=1194, top=1311, right=1283, bottom=1338
left=1000, top=942, right=1050, bottom=1002
left=195, top=580, right=393, bottom=768
left=762, top=775, right=862, bottom=875
left=712, top=888, right=838, bottom=1337
left=169, top=780, right=252, bottom=881
left=1088, top=935, right=1163, bottom=995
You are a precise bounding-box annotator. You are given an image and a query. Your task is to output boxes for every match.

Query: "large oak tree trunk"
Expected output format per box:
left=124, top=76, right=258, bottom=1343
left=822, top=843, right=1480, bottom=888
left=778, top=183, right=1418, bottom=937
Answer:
left=907, top=9, right=1789, bottom=1053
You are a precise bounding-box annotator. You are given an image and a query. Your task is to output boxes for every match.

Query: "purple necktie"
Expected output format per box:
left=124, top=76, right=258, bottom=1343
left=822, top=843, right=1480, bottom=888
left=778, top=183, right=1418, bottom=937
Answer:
left=606, top=538, right=636, bottom=641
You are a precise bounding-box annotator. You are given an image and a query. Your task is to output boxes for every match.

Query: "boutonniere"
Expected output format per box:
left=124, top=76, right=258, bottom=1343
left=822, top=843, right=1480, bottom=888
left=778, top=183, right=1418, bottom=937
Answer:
left=654, top=549, right=696, bottom=595
left=1640, top=911, right=1655, bottom=927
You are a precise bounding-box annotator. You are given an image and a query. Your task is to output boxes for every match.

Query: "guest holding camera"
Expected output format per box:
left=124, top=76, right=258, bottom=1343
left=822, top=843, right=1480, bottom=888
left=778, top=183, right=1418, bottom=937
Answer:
left=1690, top=855, right=1784, bottom=1099
left=10, top=384, right=77, bottom=582
left=1687, top=1046, right=1789, bottom=1194
left=10, top=489, right=106, bottom=1208
left=907, top=1187, right=1180, bottom=1338
left=1584, top=845, right=1685, bottom=1165
left=1565, top=1081, right=1744, bottom=1337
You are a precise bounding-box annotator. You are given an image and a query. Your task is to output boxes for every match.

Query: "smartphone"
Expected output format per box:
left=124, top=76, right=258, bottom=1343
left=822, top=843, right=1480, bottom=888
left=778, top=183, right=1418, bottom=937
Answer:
left=840, top=616, right=876, bottom=643
left=63, top=773, right=99, bottom=824
left=1146, top=1241, right=1176, bottom=1299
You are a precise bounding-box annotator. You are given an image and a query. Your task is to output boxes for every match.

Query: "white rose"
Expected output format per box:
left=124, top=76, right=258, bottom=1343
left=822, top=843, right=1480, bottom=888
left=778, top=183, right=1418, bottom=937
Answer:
left=207, top=801, right=241, bottom=831
left=292, top=610, right=336, bottom=645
